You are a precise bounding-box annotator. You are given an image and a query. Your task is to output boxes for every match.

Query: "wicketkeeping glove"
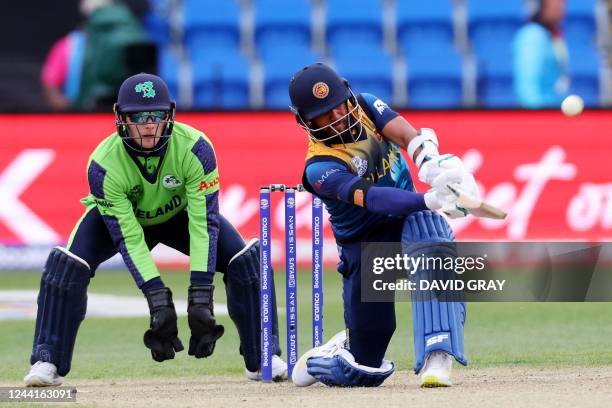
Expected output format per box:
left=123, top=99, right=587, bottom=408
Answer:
left=187, top=285, right=225, bottom=358
left=143, top=287, right=184, bottom=362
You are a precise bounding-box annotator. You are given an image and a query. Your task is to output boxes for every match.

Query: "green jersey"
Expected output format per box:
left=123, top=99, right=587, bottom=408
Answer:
left=80, top=121, right=220, bottom=285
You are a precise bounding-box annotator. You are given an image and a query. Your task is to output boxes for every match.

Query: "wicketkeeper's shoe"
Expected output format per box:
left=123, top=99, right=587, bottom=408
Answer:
left=420, top=351, right=453, bottom=387
left=245, top=355, right=288, bottom=382
left=291, top=330, right=347, bottom=386
left=24, top=361, right=63, bottom=387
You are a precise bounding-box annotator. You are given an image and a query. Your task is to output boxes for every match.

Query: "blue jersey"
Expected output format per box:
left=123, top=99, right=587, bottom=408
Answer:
left=302, top=93, right=417, bottom=242
left=513, top=23, right=569, bottom=107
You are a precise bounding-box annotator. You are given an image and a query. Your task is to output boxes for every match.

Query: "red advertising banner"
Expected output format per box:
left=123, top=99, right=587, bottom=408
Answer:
left=0, top=111, right=610, bottom=266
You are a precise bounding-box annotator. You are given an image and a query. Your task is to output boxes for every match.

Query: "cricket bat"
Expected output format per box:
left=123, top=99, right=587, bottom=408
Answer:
left=446, top=184, right=507, bottom=220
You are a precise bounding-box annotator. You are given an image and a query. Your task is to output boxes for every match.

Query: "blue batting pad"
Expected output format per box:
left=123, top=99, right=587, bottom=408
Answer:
left=402, top=211, right=467, bottom=373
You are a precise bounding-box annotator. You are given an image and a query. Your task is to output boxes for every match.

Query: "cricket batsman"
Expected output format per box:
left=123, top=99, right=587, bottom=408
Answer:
left=287, top=63, right=479, bottom=387
left=24, top=73, right=287, bottom=386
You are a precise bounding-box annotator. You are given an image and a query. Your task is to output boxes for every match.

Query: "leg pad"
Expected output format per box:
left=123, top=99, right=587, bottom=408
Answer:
left=30, top=247, right=91, bottom=376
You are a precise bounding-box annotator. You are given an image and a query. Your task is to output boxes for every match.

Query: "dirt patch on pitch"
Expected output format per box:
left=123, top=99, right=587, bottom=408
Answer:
left=4, top=367, right=612, bottom=408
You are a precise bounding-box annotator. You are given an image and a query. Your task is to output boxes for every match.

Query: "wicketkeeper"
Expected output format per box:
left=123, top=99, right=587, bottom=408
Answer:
left=24, top=73, right=287, bottom=386
left=287, top=63, right=479, bottom=387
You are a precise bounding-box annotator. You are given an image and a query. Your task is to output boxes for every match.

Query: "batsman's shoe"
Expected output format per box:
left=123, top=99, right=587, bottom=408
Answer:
left=420, top=351, right=453, bottom=387
left=292, top=330, right=348, bottom=386
left=24, top=361, right=63, bottom=387
left=245, top=355, right=288, bottom=382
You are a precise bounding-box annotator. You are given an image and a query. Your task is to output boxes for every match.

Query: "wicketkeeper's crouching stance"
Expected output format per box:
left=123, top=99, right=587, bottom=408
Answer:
left=24, top=73, right=286, bottom=387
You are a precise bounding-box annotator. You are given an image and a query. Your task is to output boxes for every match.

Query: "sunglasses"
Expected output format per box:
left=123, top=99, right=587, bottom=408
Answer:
left=127, top=111, right=167, bottom=124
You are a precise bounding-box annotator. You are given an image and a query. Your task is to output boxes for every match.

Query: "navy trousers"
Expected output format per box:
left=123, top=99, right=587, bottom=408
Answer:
left=68, top=207, right=245, bottom=275
left=337, top=219, right=404, bottom=368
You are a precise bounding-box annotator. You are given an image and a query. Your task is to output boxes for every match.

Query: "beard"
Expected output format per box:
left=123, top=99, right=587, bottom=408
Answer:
left=311, top=115, right=364, bottom=146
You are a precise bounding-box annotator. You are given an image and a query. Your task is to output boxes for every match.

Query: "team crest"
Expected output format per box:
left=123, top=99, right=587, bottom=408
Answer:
left=351, top=156, right=368, bottom=177
left=312, top=82, right=329, bottom=99
left=135, top=81, right=156, bottom=98
left=162, top=174, right=183, bottom=189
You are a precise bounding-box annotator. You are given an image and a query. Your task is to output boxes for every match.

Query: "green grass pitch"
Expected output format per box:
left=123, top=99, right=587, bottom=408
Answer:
left=2, top=269, right=612, bottom=383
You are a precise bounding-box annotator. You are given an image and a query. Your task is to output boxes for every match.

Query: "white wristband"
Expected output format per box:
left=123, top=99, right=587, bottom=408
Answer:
left=407, top=128, right=440, bottom=168
left=423, top=191, right=441, bottom=210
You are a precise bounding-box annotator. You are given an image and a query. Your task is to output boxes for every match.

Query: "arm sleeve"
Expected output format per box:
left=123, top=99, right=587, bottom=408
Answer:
left=184, top=136, right=220, bottom=274
left=513, top=26, right=547, bottom=108
left=358, top=93, right=399, bottom=132
left=87, top=160, right=159, bottom=288
left=305, top=160, right=427, bottom=215
left=361, top=186, right=428, bottom=215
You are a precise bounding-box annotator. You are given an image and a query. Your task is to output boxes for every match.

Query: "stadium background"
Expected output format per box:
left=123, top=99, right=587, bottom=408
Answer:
left=0, top=110, right=610, bottom=270
left=1, top=2, right=612, bottom=404
left=2, top=0, right=611, bottom=111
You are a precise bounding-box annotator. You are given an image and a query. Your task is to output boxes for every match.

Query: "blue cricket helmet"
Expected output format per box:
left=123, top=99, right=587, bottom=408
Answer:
left=116, top=73, right=174, bottom=113
left=289, top=63, right=351, bottom=121
left=114, top=73, right=176, bottom=154
left=288, top=63, right=365, bottom=145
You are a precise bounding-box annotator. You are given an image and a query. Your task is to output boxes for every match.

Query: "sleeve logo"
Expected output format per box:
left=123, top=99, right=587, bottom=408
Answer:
left=373, top=99, right=387, bottom=114
left=94, top=198, right=114, bottom=208
left=314, top=168, right=340, bottom=189
left=198, top=176, right=219, bottom=192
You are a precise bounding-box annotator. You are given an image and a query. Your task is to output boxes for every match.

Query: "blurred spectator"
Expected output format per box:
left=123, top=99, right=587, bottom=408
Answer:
left=513, top=0, right=569, bottom=108
left=40, top=0, right=108, bottom=110
left=40, top=29, right=85, bottom=110
left=41, top=0, right=152, bottom=111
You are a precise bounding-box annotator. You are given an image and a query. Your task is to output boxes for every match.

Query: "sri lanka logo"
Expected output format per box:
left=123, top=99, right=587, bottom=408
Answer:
left=135, top=81, right=156, bottom=98
left=162, top=174, right=182, bottom=189
left=312, top=82, right=329, bottom=99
